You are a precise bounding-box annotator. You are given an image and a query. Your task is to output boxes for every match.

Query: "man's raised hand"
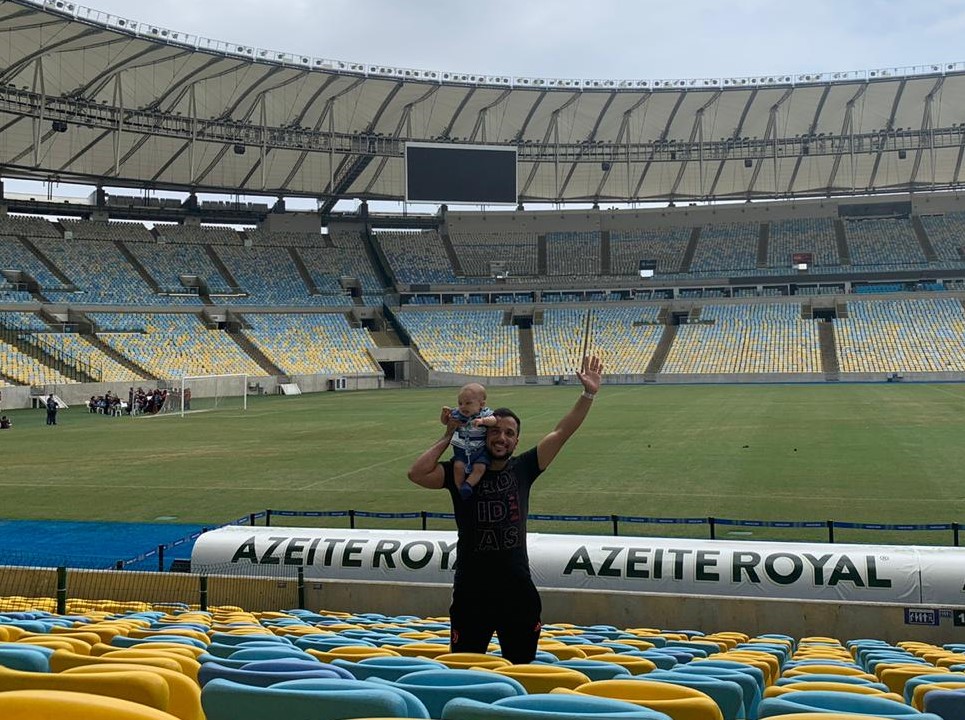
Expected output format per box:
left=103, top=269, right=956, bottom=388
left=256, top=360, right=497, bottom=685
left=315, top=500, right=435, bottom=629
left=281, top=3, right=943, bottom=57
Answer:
left=576, top=355, right=603, bottom=395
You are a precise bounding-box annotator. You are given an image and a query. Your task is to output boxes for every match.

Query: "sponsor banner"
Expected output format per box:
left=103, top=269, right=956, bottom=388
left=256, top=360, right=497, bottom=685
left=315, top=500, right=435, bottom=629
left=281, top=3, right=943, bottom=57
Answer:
left=191, top=527, right=965, bottom=604
left=916, top=545, right=965, bottom=605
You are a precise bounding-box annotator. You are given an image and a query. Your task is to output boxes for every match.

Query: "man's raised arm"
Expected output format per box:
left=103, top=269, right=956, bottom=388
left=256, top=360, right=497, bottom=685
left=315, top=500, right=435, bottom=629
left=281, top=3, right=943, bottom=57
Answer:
left=407, top=409, right=458, bottom=489
left=537, top=355, right=603, bottom=471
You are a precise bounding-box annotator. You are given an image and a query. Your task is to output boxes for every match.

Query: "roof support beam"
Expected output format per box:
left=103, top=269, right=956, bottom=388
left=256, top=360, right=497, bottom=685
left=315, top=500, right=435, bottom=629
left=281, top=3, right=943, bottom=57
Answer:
left=745, top=88, right=793, bottom=198
left=632, top=91, right=687, bottom=199
left=825, top=84, right=868, bottom=194
left=594, top=93, right=650, bottom=200
left=363, top=85, right=440, bottom=195
left=669, top=91, right=721, bottom=199
left=910, top=77, right=943, bottom=189
left=558, top=92, right=617, bottom=201
left=786, top=84, right=830, bottom=195
left=188, top=84, right=198, bottom=186
left=519, top=94, right=579, bottom=200
left=31, top=56, right=45, bottom=168
left=441, top=87, right=476, bottom=139
left=708, top=88, right=758, bottom=198
left=866, top=79, right=906, bottom=190
left=0, top=26, right=100, bottom=85
left=469, top=89, right=512, bottom=143
left=112, top=74, right=123, bottom=176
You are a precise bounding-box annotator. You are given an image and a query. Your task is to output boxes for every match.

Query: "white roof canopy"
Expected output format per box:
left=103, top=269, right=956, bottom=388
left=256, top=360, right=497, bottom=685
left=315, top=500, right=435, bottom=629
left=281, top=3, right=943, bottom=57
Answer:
left=2, top=0, right=965, bottom=205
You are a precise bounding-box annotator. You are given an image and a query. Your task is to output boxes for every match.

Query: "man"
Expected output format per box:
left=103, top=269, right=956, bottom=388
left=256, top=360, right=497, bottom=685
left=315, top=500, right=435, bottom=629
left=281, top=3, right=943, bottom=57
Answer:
left=45, top=394, right=58, bottom=426
left=407, top=355, right=603, bottom=664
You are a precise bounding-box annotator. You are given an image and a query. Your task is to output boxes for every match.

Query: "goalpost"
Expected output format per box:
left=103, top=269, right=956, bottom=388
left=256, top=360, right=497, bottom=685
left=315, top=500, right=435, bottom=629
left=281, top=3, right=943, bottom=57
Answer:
left=179, top=373, right=248, bottom=417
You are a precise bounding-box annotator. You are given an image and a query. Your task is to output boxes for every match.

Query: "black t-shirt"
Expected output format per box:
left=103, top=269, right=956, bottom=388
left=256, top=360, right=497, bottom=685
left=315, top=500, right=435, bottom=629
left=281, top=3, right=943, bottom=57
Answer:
left=443, top=447, right=542, bottom=584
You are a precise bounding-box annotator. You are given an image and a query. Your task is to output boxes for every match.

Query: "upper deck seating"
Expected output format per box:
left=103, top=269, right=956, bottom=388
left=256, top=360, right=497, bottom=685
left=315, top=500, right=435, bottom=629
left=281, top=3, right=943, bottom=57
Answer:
left=546, top=231, right=601, bottom=277
left=844, top=218, right=925, bottom=267
left=610, top=227, right=691, bottom=276
left=690, top=223, right=759, bottom=275
left=376, top=231, right=460, bottom=285
left=767, top=218, right=840, bottom=268
left=449, top=231, right=539, bottom=277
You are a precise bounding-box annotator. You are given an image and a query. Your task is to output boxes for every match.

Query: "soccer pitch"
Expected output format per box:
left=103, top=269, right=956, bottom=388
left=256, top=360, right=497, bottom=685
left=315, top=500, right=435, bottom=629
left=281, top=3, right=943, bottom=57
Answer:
left=3, top=383, right=965, bottom=545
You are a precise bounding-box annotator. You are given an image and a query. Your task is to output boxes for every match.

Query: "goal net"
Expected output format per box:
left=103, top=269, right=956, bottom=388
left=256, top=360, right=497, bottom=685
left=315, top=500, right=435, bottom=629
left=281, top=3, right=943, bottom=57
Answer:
left=178, top=374, right=249, bottom=417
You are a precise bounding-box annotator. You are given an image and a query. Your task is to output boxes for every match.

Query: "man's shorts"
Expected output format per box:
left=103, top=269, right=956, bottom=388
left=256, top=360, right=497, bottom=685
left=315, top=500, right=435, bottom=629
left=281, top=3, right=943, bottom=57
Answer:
left=453, top=445, right=490, bottom=468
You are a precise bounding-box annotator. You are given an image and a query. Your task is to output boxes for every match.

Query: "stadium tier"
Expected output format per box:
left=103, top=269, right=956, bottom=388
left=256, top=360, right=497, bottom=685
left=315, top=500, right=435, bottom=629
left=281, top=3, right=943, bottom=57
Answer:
left=3, top=205, right=965, bottom=393
left=241, top=313, right=380, bottom=376
left=834, top=298, right=965, bottom=373
left=844, top=218, right=926, bottom=267
left=89, top=313, right=264, bottom=380
left=449, top=230, right=539, bottom=277
left=0, top=597, right=962, bottom=720
left=663, top=304, right=822, bottom=374
left=918, top=211, right=965, bottom=263
left=397, top=309, right=521, bottom=376
left=377, top=230, right=462, bottom=285
left=546, top=231, right=602, bottom=277
left=610, top=227, right=691, bottom=275
left=690, top=223, right=760, bottom=275
left=766, top=218, right=840, bottom=269
left=125, top=242, right=234, bottom=295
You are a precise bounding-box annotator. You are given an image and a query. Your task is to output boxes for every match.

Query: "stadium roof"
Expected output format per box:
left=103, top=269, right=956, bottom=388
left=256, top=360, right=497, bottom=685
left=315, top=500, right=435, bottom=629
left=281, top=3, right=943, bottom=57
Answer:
left=3, top=0, right=965, bottom=206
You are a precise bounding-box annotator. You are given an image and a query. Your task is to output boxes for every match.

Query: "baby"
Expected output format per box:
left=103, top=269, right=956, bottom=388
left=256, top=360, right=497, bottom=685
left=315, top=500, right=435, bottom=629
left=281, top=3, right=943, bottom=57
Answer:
left=445, top=383, right=497, bottom=499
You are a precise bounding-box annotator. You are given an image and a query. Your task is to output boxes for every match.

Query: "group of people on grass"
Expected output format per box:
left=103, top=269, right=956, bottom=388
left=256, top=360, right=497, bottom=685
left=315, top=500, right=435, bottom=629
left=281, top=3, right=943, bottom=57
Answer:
left=86, top=387, right=171, bottom=416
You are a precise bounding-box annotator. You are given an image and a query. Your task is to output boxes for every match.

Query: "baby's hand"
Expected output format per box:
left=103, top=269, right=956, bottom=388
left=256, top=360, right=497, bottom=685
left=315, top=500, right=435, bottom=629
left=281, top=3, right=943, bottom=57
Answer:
left=472, top=416, right=498, bottom=427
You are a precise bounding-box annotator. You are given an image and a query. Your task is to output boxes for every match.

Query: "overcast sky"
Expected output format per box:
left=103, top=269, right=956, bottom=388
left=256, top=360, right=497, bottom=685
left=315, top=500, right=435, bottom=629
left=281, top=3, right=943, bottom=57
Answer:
left=79, top=0, right=965, bottom=81
left=11, top=0, right=965, bottom=210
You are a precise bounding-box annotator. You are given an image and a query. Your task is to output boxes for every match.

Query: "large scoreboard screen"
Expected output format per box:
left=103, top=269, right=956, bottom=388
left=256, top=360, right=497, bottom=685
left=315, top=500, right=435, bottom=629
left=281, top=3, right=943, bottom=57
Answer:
left=405, top=142, right=517, bottom=204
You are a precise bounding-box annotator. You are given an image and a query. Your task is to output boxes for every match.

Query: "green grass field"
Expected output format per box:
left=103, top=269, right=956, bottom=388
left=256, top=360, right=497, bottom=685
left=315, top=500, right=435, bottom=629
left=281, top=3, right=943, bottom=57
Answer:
left=3, top=383, right=965, bottom=545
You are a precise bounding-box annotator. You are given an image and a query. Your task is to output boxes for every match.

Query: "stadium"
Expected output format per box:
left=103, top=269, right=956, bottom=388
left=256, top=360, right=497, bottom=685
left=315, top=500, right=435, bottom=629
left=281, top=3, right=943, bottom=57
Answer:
left=0, top=1, right=964, bottom=718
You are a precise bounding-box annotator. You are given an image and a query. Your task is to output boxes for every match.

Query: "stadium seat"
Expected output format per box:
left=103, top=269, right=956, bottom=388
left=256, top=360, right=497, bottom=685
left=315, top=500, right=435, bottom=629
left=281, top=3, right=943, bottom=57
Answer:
left=201, top=677, right=429, bottom=720
left=488, top=663, right=594, bottom=693
left=561, top=679, right=724, bottom=720
left=922, top=688, right=965, bottom=719
left=63, top=663, right=204, bottom=720
left=0, top=666, right=170, bottom=712
left=758, top=690, right=941, bottom=717
left=329, top=655, right=447, bottom=681
left=0, top=690, right=182, bottom=720
left=0, top=646, right=50, bottom=672
left=441, top=693, right=675, bottom=719
left=644, top=670, right=746, bottom=720
left=371, top=667, right=525, bottom=716
left=551, top=659, right=634, bottom=681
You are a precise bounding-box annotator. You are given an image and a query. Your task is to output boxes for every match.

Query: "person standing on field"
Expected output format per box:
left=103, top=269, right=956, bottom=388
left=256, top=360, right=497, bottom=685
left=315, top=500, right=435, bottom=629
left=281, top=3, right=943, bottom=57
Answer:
left=407, top=355, right=603, bottom=664
left=45, top=394, right=58, bottom=426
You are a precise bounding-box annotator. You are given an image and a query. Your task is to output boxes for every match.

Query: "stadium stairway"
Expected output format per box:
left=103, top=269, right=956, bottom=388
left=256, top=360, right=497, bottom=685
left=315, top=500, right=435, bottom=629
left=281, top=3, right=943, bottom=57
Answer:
left=80, top=333, right=158, bottom=382
left=600, top=230, right=611, bottom=275
left=226, top=326, right=286, bottom=378
left=756, top=223, right=769, bottom=269
left=911, top=217, right=939, bottom=263
left=644, top=324, right=677, bottom=380
left=818, top=321, right=840, bottom=381
left=287, top=248, right=320, bottom=296
left=833, top=220, right=852, bottom=265
left=203, top=247, right=242, bottom=292
left=536, top=235, right=547, bottom=275
left=517, top=326, right=538, bottom=381
left=2, top=329, right=99, bottom=384
left=680, top=227, right=701, bottom=273
left=439, top=229, right=464, bottom=277
left=114, top=242, right=163, bottom=294
left=16, top=236, right=75, bottom=288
